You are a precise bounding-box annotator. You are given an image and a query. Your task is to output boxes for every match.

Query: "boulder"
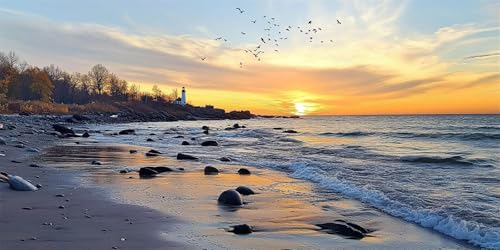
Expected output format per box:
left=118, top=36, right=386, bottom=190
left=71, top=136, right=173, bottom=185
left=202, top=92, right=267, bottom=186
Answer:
left=217, top=189, right=243, bottom=206
left=219, top=157, right=231, bottom=162
left=202, top=126, right=209, bottom=130
left=177, top=153, right=198, bottom=160
left=273, top=127, right=283, bottom=130
left=91, top=160, right=102, bottom=165
left=236, top=186, right=255, bottom=195
left=203, top=130, right=209, bottom=135
left=174, top=135, right=184, bottom=138
left=148, top=149, right=161, bottom=154
left=119, top=170, right=128, bottom=174
left=145, top=152, right=159, bottom=157
left=233, top=123, right=241, bottom=129
left=53, top=124, right=75, bottom=135
left=151, top=167, right=173, bottom=173
left=139, top=167, right=158, bottom=177
left=82, top=132, right=90, bottom=138
left=181, top=141, right=190, bottom=145
left=201, top=141, right=218, bottom=146
left=204, top=166, right=219, bottom=175
left=238, top=168, right=251, bottom=175
left=72, top=114, right=90, bottom=121
left=129, top=150, right=138, bottom=154
left=230, top=224, right=252, bottom=235
left=283, top=130, right=298, bottom=134
left=315, top=221, right=368, bottom=239
left=146, top=138, right=154, bottom=142
left=118, top=129, right=135, bottom=135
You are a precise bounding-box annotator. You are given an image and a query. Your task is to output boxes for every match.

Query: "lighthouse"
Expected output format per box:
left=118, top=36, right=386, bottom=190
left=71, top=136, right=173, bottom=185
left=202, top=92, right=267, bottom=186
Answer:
left=181, top=87, right=187, bottom=106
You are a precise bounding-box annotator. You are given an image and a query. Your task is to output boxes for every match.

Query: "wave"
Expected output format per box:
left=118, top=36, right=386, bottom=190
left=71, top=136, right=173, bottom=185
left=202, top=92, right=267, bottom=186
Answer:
left=288, top=163, right=500, bottom=249
left=400, top=155, right=492, bottom=167
left=320, top=131, right=500, bottom=141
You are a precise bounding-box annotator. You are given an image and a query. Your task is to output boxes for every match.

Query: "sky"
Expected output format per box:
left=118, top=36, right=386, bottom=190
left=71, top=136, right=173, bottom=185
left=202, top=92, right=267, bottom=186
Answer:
left=0, top=0, right=498, bottom=115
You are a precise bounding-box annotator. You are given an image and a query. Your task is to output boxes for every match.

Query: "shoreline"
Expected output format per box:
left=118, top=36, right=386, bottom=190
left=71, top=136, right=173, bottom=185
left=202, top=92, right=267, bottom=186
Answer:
left=0, top=115, right=478, bottom=249
left=0, top=116, right=184, bottom=249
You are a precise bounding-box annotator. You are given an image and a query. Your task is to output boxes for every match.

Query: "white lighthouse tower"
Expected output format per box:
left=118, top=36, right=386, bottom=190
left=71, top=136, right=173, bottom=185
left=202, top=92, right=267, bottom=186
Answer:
left=181, top=87, right=187, bottom=106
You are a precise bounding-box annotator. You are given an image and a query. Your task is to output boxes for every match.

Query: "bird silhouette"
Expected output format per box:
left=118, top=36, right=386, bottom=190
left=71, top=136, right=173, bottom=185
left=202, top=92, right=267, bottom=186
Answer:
left=236, top=8, right=244, bottom=14
left=337, top=19, right=341, bottom=24
left=240, top=62, right=243, bottom=68
left=241, top=32, right=246, bottom=35
left=308, top=20, right=312, bottom=24
left=251, top=20, right=257, bottom=23
left=201, top=57, right=206, bottom=61
left=261, top=37, right=266, bottom=43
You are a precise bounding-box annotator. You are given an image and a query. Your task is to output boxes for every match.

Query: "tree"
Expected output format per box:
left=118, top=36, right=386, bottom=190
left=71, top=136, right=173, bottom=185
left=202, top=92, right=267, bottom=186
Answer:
left=88, top=64, right=108, bottom=95
left=128, top=83, right=140, bottom=101
left=151, top=84, right=164, bottom=101
left=165, top=88, right=179, bottom=103
left=108, top=73, right=128, bottom=101
left=29, top=67, right=53, bottom=102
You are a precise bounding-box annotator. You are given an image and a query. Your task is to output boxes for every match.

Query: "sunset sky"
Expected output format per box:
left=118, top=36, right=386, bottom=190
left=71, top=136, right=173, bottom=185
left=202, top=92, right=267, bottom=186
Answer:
left=0, top=0, right=498, bottom=115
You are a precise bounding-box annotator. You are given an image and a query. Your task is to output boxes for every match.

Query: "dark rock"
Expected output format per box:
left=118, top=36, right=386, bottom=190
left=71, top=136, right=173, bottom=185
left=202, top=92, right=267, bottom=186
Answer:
left=273, top=127, right=283, bottom=130
left=334, top=220, right=369, bottom=234
left=119, top=170, right=128, bottom=174
left=203, top=130, right=209, bottom=135
left=177, top=168, right=185, bottom=171
left=19, top=112, right=30, bottom=116
left=217, top=189, right=243, bottom=206
left=238, top=168, right=251, bottom=175
left=181, top=141, right=190, bottom=145
left=236, top=186, right=255, bottom=195
left=202, top=126, right=209, bottom=130
left=53, top=124, right=75, bottom=135
left=14, top=144, right=25, bottom=149
left=241, top=125, right=246, bottom=128
left=191, top=138, right=196, bottom=141
left=129, top=150, right=137, bottom=154
left=315, top=221, right=367, bottom=239
left=29, top=164, right=42, bottom=168
left=91, top=160, right=102, bottom=165
left=35, top=184, right=42, bottom=189
left=82, top=132, right=90, bottom=138
left=219, top=157, right=231, bottom=162
left=151, top=167, right=173, bottom=173
left=174, top=135, right=184, bottom=138
left=204, top=166, right=219, bottom=175
left=149, top=133, right=156, bottom=136
left=233, top=123, right=241, bottom=129
left=11, top=160, right=21, bottom=163
left=177, top=153, right=198, bottom=160
left=283, top=130, right=298, bottom=133
left=201, top=140, right=218, bottom=146
left=145, top=152, right=159, bottom=157
left=146, top=138, right=154, bottom=142
left=139, top=167, right=158, bottom=177
left=72, top=114, right=90, bottom=121
left=230, top=224, right=252, bottom=235
left=118, top=129, right=135, bottom=135
left=148, top=149, right=161, bottom=154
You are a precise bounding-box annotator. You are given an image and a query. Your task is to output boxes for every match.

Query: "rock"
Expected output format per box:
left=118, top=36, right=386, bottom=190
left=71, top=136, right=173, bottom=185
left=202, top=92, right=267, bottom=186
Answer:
left=1, top=174, right=38, bottom=191
left=91, top=160, right=102, bottom=165
left=35, top=184, right=42, bottom=189
left=177, top=153, right=198, bottom=160
left=58, top=205, right=65, bottom=209
left=202, top=126, right=209, bottom=130
left=129, top=150, right=137, bottom=154
left=118, top=129, right=135, bottom=135
left=191, top=138, right=196, bottom=141
left=151, top=167, right=173, bottom=173
left=219, top=157, right=231, bottom=162
left=53, top=124, right=75, bottom=135
left=238, top=168, right=251, bottom=175
left=29, top=164, right=42, bottom=168
left=273, top=127, right=283, bottom=130
left=14, top=144, right=25, bottom=149
left=201, top=140, right=218, bottom=146
left=0, top=137, right=6, bottom=145
left=72, top=114, right=90, bottom=121
left=233, top=123, right=241, bottom=129
left=146, top=138, right=154, bottom=142
left=148, top=149, right=161, bottom=154
left=283, top=130, right=298, bottom=133
left=82, top=132, right=90, bottom=138
left=315, top=221, right=367, bottom=239
left=335, top=220, right=369, bottom=234
left=11, top=160, right=22, bottom=163
left=236, top=186, right=255, bottom=195
left=181, top=141, right=190, bottom=145
left=145, top=152, right=159, bottom=157
left=203, top=130, right=209, bottom=135
left=139, top=167, right=158, bottom=177
left=56, top=194, right=65, bottom=197
left=217, top=189, right=243, bottom=206
left=174, top=135, right=184, bottom=138
left=119, top=170, right=128, bottom=174
left=230, top=224, right=252, bottom=235
left=177, top=168, right=185, bottom=171
left=204, top=166, right=219, bottom=175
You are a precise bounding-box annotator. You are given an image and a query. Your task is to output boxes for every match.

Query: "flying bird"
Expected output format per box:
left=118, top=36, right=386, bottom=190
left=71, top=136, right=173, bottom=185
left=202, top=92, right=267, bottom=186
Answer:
left=240, top=62, right=243, bottom=68
left=241, top=32, right=246, bottom=35
left=201, top=57, right=206, bottom=61
left=308, top=20, right=312, bottom=24
left=261, top=37, right=266, bottom=43
left=236, top=7, right=244, bottom=13
left=251, top=20, right=257, bottom=23
left=337, top=19, right=341, bottom=24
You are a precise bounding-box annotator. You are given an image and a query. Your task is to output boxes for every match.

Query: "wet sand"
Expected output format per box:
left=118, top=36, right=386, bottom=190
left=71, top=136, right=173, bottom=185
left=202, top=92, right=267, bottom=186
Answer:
left=0, top=117, right=183, bottom=249
left=40, top=142, right=473, bottom=249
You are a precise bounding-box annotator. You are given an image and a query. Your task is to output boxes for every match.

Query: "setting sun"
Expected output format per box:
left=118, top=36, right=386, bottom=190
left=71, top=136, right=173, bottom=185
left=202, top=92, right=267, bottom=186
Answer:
left=294, top=102, right=307, bottom=115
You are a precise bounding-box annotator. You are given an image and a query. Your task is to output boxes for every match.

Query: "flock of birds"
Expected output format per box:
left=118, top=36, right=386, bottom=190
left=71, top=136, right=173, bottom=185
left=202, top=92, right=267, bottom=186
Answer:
left=201, top=7, right=342, bottom=68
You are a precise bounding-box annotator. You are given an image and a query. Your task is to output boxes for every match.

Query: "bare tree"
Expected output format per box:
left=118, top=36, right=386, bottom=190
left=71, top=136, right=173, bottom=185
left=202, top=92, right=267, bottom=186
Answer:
left=151, top=84, right=164, bottom=101
left=128, top=83, right=140, bottom=101
left=88, top=64, right=109, bottom=95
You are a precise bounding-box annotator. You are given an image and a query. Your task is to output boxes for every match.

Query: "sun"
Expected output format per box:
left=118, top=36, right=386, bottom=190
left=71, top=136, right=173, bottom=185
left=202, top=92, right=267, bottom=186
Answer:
left=294, top=102, right=307, bottom=116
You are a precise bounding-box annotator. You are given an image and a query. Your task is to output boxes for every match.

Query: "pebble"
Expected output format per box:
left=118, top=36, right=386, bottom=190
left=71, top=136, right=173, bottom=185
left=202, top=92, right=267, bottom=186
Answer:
left=58, top=205, right=65, bottom=209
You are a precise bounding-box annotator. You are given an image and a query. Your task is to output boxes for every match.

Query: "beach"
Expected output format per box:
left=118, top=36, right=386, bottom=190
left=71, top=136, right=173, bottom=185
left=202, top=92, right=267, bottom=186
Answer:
left=1, top=115, right=496, bottom=249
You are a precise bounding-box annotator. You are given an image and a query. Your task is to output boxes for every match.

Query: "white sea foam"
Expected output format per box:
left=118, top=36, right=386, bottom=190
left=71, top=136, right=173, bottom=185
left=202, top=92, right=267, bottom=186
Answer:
left=288, top=162, right=500, bottom=249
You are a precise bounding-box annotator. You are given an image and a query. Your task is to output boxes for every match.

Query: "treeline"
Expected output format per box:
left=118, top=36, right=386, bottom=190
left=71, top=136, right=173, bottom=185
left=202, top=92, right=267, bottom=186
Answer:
left=0, top=51, right=179, bottom=107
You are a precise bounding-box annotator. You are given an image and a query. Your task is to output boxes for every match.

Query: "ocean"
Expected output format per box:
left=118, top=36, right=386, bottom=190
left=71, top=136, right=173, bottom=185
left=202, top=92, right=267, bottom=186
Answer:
left=75, top=115, right=500, bottom=248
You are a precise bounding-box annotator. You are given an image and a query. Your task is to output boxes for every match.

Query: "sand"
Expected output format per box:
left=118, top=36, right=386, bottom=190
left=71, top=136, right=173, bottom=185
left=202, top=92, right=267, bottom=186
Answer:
left=0, top=116, right=184, bottom=250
